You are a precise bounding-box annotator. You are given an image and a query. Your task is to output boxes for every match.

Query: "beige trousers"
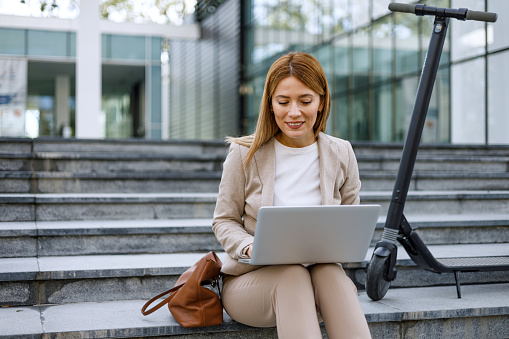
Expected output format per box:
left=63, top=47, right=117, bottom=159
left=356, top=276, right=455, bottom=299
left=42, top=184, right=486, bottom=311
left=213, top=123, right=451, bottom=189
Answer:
left=221, top=264, right=371, bottom=339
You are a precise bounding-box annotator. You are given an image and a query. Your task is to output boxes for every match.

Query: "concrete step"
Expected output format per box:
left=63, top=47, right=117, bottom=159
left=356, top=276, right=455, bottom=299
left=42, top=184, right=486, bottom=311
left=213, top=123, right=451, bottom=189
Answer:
left=4, top=170, right=509, bottom=193
left=362, top=190, right=509, bottom=216
left=0, top=153, right=225, bottom=173
left=2, top=140, right=508, bottom=191
left=2, top=141, right=509, bottom=178
left=0, top=252, right=210, bottom=306
left=1, top=283, right=508, bottom=339
left=1, top=214, right=508, bottom=258
left=0, top=138, right=33, bottom=154
left=2, top=191, right=509, bottom=221
left=3, top=152, right=508, bottom=174
left=352, top=142, right=509, bottom=158
left=0, top=137, right=227, bottom=155
left=360, top=171, right=509, bottom=191
left=3, top=137, right=509, bottom=156
left=357, top=154, right=509, bottom=173
left=390, top=213, right=509, bottom=246
left=3, top=137, right=508, bottom=155
left=0, top=193, right=218, bottom=222
left=0, top=219, right=222, bottom=258
left=0, top=171, right=222, bottom=194
left=1, top=244, right=508, bottom=306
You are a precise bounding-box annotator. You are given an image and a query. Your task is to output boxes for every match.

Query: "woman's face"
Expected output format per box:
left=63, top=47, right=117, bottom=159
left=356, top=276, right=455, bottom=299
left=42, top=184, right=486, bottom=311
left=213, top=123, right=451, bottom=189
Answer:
left=271, top=76, right=323, bottom=148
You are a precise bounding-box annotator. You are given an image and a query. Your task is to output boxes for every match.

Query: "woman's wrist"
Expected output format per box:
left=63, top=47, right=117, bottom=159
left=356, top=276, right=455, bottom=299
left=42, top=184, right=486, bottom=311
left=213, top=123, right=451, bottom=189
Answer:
left=241, top=243, right=253, bottom=258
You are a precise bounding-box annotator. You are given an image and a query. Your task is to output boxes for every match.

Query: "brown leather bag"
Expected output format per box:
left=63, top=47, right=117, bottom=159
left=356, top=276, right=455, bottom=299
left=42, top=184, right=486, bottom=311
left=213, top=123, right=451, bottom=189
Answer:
left=141, top=251, right=223, bottom=328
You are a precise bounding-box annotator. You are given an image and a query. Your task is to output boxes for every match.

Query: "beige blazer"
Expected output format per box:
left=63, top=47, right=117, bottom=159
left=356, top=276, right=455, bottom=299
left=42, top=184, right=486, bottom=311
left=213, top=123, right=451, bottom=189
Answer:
left=212, top=132, right=361, bottom=276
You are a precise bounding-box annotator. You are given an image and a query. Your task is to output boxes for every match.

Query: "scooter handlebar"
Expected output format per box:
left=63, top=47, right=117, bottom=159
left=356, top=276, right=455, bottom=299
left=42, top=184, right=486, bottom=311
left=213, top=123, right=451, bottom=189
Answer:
left=388, top=3, right=415, bottom=14
left=388, top=3, right=498, bottom=23
left=466, top=9, right=498, bottom=23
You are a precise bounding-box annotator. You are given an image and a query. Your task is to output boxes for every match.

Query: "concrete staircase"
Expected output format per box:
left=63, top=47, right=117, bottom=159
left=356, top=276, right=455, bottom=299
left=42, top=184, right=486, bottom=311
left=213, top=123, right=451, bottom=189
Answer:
left=1, top=137, right=508, bottom=338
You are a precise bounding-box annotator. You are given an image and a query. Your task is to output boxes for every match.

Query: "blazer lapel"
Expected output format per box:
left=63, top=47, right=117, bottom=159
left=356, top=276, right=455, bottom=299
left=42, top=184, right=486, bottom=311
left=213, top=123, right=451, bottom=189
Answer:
left=254, top=137, right=276, bottom=208
left=318, top=133, right=338, bottom=205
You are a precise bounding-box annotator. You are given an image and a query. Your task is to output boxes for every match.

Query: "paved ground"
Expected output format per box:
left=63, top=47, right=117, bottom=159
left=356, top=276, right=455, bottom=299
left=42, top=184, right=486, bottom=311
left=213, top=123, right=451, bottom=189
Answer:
left=1, top=283, right=508, bottom=338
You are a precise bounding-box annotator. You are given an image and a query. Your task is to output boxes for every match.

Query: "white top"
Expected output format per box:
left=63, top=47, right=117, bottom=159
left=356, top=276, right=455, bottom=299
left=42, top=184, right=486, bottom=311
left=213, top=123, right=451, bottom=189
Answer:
left=273, top=139, right=321, bottom=206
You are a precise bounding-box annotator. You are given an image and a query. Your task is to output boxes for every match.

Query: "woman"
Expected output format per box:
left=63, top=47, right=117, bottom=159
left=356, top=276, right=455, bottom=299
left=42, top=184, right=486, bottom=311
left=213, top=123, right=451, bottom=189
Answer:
left=212, top=52, right=371, bottom=339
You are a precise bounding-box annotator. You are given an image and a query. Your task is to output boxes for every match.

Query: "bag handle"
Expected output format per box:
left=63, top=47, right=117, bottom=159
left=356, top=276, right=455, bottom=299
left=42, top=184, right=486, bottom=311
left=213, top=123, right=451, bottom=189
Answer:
left=141, top=282, right=185, bottom=316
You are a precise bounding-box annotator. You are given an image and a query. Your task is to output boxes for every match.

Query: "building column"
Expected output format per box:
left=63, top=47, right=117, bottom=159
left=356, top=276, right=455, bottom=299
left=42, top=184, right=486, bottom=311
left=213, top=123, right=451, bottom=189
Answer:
left=55, top=75, right=71, bottom=137
left=161, top=46, right=169, bottom=140
left=76, top=0, right=101, bottom=138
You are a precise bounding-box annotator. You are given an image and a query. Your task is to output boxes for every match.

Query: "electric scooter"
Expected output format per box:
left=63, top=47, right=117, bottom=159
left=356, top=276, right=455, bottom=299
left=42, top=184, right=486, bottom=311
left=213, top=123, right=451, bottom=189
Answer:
left=365, top=2, right=508, bottom=301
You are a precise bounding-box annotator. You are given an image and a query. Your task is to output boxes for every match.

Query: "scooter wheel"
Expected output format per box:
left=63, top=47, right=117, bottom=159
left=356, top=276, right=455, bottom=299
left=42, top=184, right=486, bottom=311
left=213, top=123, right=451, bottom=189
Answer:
left=365, top=254, right=391, bottom=301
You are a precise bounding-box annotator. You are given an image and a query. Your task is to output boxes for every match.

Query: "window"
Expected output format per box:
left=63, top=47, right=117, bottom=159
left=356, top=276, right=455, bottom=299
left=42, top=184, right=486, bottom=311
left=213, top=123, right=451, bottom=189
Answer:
left=451, top=58, right=486, bottom=143
left=488, top=0, right=509, bottom=52
left=488, top=51, right=509, bottom=143
left=28, top=30, right=69, bottom=57
left=451, top=0, right=486, bottom=62
left=0, top=28, right=25, bottom=55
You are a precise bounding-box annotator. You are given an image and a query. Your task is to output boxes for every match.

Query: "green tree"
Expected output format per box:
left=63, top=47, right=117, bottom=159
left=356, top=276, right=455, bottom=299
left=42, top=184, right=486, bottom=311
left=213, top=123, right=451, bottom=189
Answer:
left=100, top=0, right=193, bottom=24
left=19, top=0, right=194, bottom=25
left=265, top=2, right=307, bottom=30
left=20, top=0, right=57, bottom=13
left=19, top=0, right=78, bottom=16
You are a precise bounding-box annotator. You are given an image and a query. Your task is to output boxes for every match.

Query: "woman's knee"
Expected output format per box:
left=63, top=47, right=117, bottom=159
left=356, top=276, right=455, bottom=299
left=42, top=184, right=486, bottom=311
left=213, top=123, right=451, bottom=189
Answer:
left=310, top=263, right=343, bottom=277
left=310, top=263, right=357, bottom=291
left=273, top=264, right=312, bottom=286
left=279, top=264, right=311, bottom=275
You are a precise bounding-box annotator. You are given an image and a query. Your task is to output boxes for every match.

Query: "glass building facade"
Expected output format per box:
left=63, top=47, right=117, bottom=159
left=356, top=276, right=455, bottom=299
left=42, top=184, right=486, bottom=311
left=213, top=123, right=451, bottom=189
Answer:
left=0, top=26, right=163, bottom=139
left=169, top=0, right=241, bottom=140
left=0, top=0, right=507, bottom=144
left=242, top=0, right=509, bottom=144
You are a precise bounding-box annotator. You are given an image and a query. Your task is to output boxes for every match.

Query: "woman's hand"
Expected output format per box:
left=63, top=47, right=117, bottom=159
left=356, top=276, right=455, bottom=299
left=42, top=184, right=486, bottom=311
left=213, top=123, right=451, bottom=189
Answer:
left=246, top=244, right=253, bottom=258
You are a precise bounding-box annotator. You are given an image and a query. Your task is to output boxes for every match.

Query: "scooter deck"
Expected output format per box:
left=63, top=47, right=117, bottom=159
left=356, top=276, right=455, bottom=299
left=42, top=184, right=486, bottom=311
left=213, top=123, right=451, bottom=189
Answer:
left=399, top=227, right=509, bottom=297
left=400, top=225, right=509, bottom=274
left=436, top=256, right=509, bottom=270
left=436, top=256, right=509, bottom=298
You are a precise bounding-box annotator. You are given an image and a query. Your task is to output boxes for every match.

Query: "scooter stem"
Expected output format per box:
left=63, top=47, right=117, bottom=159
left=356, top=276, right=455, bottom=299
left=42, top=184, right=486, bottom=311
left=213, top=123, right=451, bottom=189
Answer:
left=383, top=16, right=449, bottom=237
left=375, top=16, right=450, bottom=281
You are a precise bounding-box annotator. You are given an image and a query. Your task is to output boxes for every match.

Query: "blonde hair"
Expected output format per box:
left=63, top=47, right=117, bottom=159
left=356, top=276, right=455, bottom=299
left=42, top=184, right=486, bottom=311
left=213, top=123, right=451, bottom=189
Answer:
left=229, top=52, right=331, bottom=168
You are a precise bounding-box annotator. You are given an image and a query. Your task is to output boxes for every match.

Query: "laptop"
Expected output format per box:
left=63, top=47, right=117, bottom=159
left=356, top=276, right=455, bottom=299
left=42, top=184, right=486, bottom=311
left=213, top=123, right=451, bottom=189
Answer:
left=238, top=205, right=381, bottom=265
